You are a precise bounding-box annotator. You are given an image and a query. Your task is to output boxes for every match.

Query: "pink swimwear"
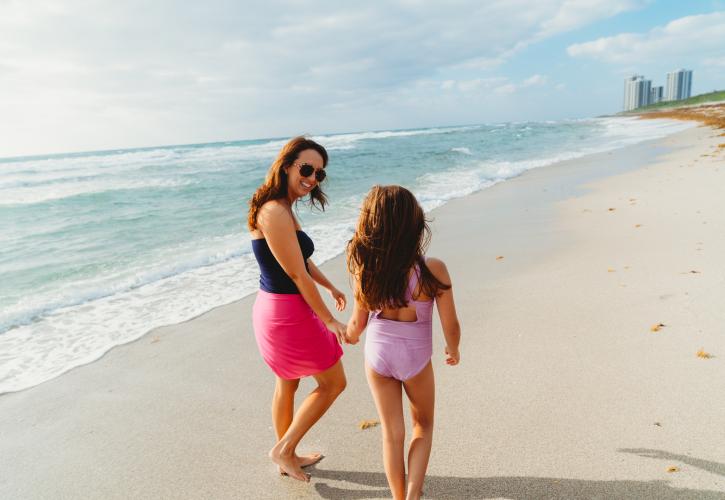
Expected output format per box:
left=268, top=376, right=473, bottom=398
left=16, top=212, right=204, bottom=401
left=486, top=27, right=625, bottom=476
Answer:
left=365, top=262, right=434, bottom=381
left=251, top=231, right=342, bottom=380
left=253, top=290, right=342, bottom=380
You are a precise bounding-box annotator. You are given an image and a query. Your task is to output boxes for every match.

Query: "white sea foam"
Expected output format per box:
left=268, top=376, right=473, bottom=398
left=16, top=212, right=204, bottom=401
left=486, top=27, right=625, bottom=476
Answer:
left=0, top=234, right=252, bottom=333
left=0, top=178, right=195, bottom=206
left=0, top=249, right=261, bottom=393
left=415, top=117, right=694, bottom=211
left=312, top=125, right=482, bottom=151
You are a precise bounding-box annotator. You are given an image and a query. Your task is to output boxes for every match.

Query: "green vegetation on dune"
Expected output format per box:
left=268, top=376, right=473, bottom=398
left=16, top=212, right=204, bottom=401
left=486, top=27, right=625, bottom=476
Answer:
left=627, top=90, right=725, bottom=114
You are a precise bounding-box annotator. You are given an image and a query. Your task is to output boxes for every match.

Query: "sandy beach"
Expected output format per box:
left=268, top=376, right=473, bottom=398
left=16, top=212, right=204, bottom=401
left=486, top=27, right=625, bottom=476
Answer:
left=1, top=122, right=724, bottom=499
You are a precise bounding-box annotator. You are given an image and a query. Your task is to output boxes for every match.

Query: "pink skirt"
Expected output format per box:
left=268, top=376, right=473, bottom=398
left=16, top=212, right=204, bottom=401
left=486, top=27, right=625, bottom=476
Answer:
left=252, top=290, right=343, bottom=380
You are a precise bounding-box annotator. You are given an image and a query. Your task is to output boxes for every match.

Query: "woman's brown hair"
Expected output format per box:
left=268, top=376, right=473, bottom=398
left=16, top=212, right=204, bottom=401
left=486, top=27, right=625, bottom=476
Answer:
left=347, top=185, right=450, bottom=311
left=247, top=136, right=329, bottom=230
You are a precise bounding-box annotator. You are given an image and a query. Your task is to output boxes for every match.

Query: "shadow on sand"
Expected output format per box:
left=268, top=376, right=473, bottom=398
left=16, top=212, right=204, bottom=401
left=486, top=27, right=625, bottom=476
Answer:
left=306, top=451, right=725, bottom=499
left=620, top=448, right=725, bottom=478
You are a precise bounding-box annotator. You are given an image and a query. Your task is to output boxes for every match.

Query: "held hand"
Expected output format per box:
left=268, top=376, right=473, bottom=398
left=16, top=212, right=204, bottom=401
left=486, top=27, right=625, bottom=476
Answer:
left=329, top=287, right=347, bottom=311
left=325, top=318, right=347, bottom=345
left=445, top=345, right=460, bottom=366
left=344, top=328, right=360, bottom=345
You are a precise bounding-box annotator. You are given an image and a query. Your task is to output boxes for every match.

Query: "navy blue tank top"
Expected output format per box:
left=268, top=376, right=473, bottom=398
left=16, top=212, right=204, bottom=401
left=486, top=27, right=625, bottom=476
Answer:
left=251, top=230, right=314, bottom=294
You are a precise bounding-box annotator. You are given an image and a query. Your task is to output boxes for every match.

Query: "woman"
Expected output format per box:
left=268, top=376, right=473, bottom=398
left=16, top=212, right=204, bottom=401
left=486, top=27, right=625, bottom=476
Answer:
left=248, top=136, right=348, bottom=482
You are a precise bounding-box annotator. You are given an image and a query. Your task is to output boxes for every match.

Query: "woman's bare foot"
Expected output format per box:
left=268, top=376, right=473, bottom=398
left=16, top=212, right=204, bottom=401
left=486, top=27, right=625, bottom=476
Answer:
left=269, top=445, right=309, bottom=482
left=278, top=453, right=324, bottom=475
left=297, top=453, right=324, bottom=468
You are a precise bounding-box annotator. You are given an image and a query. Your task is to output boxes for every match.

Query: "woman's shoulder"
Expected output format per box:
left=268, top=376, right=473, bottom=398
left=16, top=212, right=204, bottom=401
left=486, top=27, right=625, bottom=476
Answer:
left=259, top=198, right=287, bottom=212
left=257, top=200, right=295, bottom=230
left=257, top=199, right=293, bottom=219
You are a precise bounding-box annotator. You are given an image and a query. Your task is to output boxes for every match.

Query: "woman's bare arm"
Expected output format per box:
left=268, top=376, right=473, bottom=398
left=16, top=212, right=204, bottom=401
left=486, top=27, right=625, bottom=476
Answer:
left=256, top=201, right=346, bottom=341
left=307, top=259, right=346, bottom=311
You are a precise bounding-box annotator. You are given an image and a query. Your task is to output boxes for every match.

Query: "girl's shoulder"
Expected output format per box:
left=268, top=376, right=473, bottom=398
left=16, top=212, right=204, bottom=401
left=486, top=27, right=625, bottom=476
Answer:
left=422, top=256, right=450, bottom=281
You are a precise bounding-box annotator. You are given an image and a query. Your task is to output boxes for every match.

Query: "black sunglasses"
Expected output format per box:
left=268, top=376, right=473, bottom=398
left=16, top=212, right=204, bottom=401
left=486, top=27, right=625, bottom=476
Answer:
left=298, top=163, right=327, bottom=182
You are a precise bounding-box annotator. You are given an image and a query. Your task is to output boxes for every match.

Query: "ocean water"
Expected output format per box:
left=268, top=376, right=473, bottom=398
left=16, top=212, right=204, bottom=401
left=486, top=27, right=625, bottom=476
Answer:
left=0, top=117, right=694, bottom=394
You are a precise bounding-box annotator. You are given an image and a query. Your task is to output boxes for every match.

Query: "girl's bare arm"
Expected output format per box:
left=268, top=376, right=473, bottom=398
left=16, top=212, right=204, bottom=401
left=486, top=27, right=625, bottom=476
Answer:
left=428, top=257, right=461, bottom=365
left=345, top=278, right=369, bottom=344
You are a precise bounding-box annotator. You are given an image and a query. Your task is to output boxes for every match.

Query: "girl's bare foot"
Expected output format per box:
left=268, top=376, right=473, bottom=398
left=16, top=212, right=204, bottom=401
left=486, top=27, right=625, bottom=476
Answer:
left=278, top=453, right=324, bottom=475
left=269, top=446, right=309, bottom=482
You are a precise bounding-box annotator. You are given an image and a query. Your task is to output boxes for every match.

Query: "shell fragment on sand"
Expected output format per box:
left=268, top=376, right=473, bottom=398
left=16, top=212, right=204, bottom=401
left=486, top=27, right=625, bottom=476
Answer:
left=358, top=419, right=380, bottom=430
left=696, top=348, right=713, bottom=359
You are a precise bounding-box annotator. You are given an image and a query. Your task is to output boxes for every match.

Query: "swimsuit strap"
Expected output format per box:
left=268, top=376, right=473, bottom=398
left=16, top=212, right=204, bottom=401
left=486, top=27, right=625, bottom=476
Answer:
left=405, top=261, right=422, bottom=302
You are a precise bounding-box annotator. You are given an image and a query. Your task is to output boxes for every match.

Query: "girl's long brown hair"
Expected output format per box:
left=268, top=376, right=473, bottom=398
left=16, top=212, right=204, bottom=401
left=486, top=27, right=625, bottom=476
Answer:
left=347, top=185, right=450, bottom=311
left=247, top=136, right=328, bottom=230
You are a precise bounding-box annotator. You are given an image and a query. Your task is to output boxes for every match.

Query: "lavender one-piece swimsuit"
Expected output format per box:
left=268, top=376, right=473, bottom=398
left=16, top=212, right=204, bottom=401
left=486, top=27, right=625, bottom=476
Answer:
left=365, top=262, right=434, bottom=381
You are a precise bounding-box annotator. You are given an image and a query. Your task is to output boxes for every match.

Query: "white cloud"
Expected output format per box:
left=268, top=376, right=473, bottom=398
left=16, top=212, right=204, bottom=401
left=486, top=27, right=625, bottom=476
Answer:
left=494, top=83, right=518, bottom=95
left=703, top=56, right=725, bottom=67
left=567, top=11, right=725, bottom=63
left=0, top=1, right=643, bottom=156
left=522, top=74, right=548, bottom=87
left=539, top=0, right=648, bottom=37
left=494, top=74, right=548, bottom=94
left=435, top=76, right=543, bottom=94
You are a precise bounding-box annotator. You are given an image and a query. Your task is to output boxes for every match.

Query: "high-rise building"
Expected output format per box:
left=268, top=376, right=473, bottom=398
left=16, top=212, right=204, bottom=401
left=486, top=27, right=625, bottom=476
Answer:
left=650, top=86, right=664, bottom=104
left=665, top=69, right=693, bottom=101
left=623, top=75, right=652, bottom=111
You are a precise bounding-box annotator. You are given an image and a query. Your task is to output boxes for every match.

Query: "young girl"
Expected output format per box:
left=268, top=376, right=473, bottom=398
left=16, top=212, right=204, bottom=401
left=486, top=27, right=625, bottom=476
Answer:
left=345, top=185, right=461, bottom=500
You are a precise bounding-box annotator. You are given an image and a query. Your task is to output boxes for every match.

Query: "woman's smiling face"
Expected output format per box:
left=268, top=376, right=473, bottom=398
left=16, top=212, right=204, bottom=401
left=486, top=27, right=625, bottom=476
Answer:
left=285, top=148, right=325, bottom=201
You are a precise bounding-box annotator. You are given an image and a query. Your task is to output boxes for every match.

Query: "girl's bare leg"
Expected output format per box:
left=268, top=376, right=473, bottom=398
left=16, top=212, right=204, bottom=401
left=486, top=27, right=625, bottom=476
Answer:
left=272, top=377, right=324, bottom=471
left=366, top=363, right=406, bottom=500
left=402, top=362, right=435, bottom=500
left=269, top=360, right=346, bottom=481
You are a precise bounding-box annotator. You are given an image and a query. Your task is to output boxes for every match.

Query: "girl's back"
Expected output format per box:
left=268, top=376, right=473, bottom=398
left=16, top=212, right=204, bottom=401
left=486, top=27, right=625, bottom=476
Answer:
left=365, top=261, right=435, bottom=382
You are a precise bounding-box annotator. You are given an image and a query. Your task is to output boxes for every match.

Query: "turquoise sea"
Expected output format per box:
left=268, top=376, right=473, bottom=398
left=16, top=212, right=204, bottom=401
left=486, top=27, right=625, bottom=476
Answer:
left=0, top=117, right=693, bottom=393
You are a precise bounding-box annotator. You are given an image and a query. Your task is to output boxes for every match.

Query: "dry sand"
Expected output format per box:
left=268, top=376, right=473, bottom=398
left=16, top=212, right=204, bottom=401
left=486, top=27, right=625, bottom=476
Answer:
left=1, top=124, right=724, bottom=499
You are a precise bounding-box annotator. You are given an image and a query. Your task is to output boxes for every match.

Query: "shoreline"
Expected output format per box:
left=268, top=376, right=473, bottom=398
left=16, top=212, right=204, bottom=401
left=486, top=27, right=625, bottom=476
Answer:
left=1, top=123, right=724, bottom=499
left=0, top=117, right=696, bottom=396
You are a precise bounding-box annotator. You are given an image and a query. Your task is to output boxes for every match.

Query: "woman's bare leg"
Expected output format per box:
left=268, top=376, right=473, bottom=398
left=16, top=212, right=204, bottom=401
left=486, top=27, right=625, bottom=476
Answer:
left=272, top=377, right=322, bottom=468
left=272, top=376, right=299, bottom=439
left=366, top=363, right=406, bottom=500
left=402, top=362, right=435, bottom=500
left=269, top=360, right=346, bottom=481
left=272, top=377, right=323, bottom=470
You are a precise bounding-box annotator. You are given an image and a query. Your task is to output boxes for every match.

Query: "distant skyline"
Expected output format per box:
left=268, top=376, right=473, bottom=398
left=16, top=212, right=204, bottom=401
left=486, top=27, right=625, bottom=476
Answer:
left=622, top=69, right=692, bottom=111
left=1, top=1, right=724, bottom=158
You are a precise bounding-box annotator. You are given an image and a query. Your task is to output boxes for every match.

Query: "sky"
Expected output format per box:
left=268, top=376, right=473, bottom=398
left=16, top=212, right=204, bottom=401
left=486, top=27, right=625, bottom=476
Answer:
left=1, top=0, right=723, bottom=157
